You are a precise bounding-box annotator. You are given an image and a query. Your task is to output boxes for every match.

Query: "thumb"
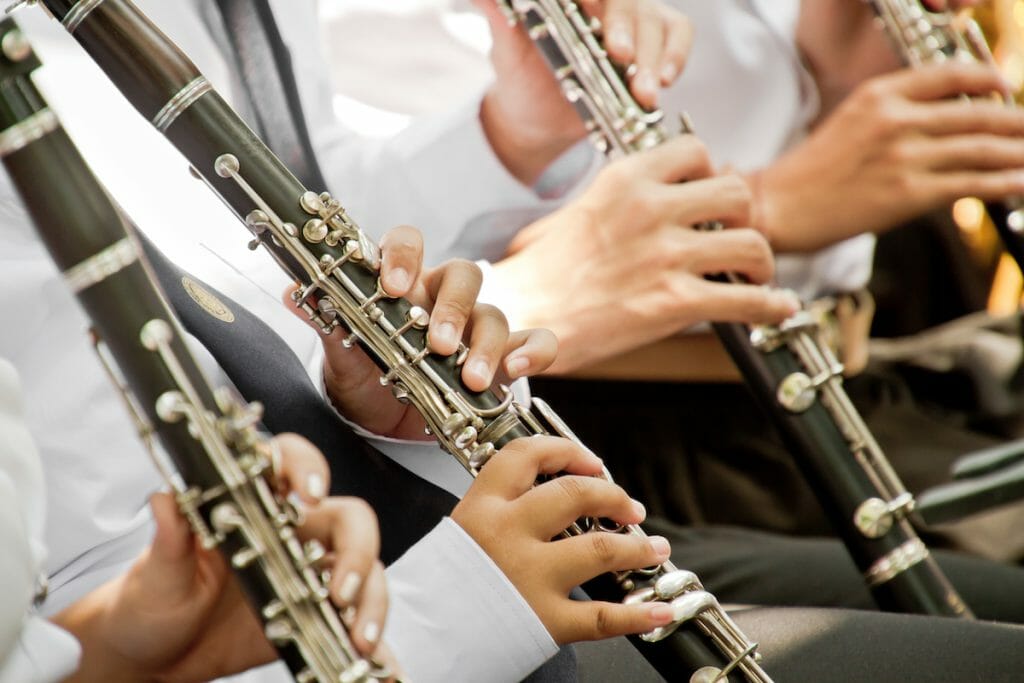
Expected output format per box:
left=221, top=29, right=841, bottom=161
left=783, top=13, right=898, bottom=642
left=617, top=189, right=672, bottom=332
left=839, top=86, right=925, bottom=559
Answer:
left=471, top=0, right=515, bottom=38
left=145, top=492, right=198, bottom=586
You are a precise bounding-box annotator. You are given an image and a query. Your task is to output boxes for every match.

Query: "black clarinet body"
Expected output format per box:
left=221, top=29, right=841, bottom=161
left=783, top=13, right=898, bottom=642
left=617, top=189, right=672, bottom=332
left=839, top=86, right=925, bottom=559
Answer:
left=499, top=0, right=971, bottom=619
left=0, top=18, right=382, bottom=682
left=30, top=1, right=771, bottom=680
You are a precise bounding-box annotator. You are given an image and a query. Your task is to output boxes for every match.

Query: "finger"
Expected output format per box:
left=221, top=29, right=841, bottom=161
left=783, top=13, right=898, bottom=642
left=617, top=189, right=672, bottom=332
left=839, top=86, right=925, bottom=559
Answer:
left=886, top=62, right=1009, bottom=102
left=378, top=225, right=424, bottom=298
left=658, top=8, right=691, bottom=86
left=614, top=133, right=713, bottom=183
left=517, top=475, right=646, bottom=538
left=559, top=598, right=676, bottom=643
left=473, top=435, right=605, bottom=499
left=907, top=99, right=1024, bottom=137
left=915, top=135, right=1024, bottom=172
left=629, top=1, right=664, bottom=108
left=551, top=531, right=672, bottom=590
left=370, top=643, right=405, bottom=682
left=680, top=228, right=775, bottom=283
left=149, top=492, right=194, bottom=564
left=503, top=328, right=559, bottom=379
left=423, top=260, right=484, bottom=356
left=925, top=168, right=1024, bottom=203
left=654, top=174, right=753, bottom=228
left=280, top=282, right=376, bottom=378
left=348, top=560, right=389, bottom=656
left=599, top=0, right=636, bottom=63
left=461, top=303, right=510, bottom=391
left=682, top=279, right=801, bottom=325
left=272, top=433, right=331, bottom=504
left=302, top=498, right=381, bottom=610
left=282, top=283, right=330, bottom=336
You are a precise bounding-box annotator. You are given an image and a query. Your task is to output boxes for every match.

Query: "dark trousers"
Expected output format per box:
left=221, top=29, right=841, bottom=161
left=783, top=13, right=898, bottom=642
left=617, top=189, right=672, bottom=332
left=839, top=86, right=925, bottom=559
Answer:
left=579, top=604, right=1024, bottom=682
left=577, top=523, right=1024, bottom=681
left=530, top=374, right=1024, bottom=562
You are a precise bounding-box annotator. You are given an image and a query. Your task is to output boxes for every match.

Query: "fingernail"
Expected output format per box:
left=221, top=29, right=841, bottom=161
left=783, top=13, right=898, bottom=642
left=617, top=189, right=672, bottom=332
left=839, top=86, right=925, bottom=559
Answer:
left=363, top=621, right=381, bottom=645
left=306, top=473, right=326, bottom=501
left=649, top=535, right=671, bottom=559
left=385, top=267, right=411, bottom=293
left=431, top=322, right=458, bottom=351
left=608, top=26, right=633, bottom=54
left=505, top=354, right=530, bottom=378
left=648, top=603, right=674, bottom=625
left=632, top=499, right=647, bottom=521
left=286, top=491, right=305, bottom=512
left=467, top=358, right=492, bottom=385
left=781, top=289, right=803, bottom=314
left=635, top=69, right=658, bottom=101
left=338, top=571, right=362, bottom=604
left=659, top=62, right=677, bottom=84
left=341, top=605, right=357, bottom=627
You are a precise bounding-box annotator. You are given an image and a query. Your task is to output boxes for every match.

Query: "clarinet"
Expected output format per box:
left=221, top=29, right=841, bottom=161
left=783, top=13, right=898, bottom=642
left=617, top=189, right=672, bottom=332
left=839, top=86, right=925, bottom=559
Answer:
left=867, top=0, right=1024, bottom=271
left=0, top=18, right=385, bottom=683
left=494, top=1, right=972, bottom=619
left=24, top=1, right=769, bottom=681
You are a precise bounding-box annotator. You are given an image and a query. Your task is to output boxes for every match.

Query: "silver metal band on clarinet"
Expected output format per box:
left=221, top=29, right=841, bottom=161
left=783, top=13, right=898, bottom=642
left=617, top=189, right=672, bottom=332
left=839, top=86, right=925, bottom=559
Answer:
left=0, top=106, right=58, bottom=156
left=62, top=0, right=106, bottom=33
left=153, top=76, right=212, bottom=132
left=62, top=237, right=138, bottom=293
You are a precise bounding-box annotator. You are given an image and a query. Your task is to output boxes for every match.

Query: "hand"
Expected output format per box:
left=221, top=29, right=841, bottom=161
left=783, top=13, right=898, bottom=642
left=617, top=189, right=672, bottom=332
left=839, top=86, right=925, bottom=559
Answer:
left=452, top=436, right=675, bottom=644
left=490, top=134, right=799, bottom=374
left=474, top=0, right=692, bottom=185
left=755, top=62, right=1024, bottom=253
left=56, top=435, right=394, bottom=682
left=287, top=225, right=558, bottom=439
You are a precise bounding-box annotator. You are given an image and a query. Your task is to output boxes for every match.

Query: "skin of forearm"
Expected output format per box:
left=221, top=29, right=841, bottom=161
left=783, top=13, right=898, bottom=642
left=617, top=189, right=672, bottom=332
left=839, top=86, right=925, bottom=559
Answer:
left=746, top=168, right=861, bottom=253
left=797, top=0, right=902, bottom=120
left=479, top=90, right=579, bottom=187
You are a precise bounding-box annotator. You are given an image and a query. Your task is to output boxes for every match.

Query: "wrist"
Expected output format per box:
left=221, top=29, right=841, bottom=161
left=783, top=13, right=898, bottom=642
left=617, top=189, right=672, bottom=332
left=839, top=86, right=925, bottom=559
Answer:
left=480, top=89, right=580, bottom=186
left=54, top=577, right=149, bottom=682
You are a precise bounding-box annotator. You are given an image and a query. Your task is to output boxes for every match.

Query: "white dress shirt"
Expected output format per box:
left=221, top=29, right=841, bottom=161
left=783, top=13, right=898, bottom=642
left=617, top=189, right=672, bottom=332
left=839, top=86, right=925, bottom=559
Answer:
left=664, top=0, right=876, bottom=300
left=313, top=0, right=877, bottom=303
left=0, top=359, right=80, bottom=683
left=3, top=3, right=555, bottom=680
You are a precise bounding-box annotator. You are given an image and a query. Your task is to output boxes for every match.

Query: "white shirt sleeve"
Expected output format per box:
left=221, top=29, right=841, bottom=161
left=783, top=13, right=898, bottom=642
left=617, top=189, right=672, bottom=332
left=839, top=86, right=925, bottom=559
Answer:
left=0, top=360, right=80, bottom=682
left=0, top=618, right=80, bottom=683
left=269, top=2, right=534, bottom=259
left=385, top=518, right=558, bottom=682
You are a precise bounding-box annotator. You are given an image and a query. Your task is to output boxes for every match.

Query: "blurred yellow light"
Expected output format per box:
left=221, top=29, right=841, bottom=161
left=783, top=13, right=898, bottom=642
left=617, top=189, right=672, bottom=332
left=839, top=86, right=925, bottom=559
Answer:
left=953, top=197, right=986, bottom=234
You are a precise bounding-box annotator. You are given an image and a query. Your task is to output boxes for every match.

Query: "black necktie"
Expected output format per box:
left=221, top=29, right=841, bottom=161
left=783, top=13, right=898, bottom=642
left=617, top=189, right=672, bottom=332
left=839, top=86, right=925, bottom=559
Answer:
left=204, top=4, right=581, bottom=678
left=212, top=0, right=327, bottom=190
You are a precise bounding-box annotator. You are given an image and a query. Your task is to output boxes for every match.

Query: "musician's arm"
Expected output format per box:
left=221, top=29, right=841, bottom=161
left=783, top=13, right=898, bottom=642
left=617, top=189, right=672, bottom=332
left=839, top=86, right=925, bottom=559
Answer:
left=795, top=0, right=981, bottom=121
left=750, top=0, right=1014, bottom=253
left=383, top=518, right=558, bottom=682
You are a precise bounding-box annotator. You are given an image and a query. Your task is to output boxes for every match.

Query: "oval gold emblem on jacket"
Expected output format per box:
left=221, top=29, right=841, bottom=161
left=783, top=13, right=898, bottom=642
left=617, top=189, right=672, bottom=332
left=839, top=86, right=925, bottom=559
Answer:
left=181, top=276, right=235, bottom=323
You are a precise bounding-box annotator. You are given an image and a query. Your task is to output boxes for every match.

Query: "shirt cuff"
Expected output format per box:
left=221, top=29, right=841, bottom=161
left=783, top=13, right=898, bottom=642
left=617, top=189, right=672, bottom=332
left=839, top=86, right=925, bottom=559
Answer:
left=384, top=518, right=558, bottom=682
